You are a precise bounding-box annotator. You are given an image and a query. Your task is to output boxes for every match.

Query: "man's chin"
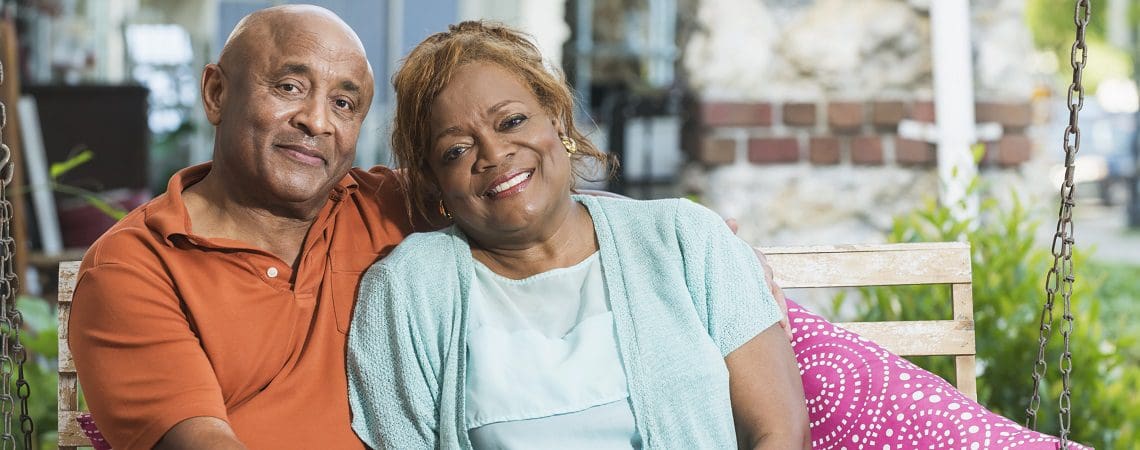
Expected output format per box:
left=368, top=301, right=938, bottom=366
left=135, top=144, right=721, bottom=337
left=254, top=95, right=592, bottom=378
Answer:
left=270, top=175, right=338, bottom=204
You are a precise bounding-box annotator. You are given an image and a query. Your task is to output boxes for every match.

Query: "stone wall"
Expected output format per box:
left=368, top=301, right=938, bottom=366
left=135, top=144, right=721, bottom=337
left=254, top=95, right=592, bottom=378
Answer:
left=677, top=0, right=1050, bottom=247
left=685, top=99, right=1042, bottom=246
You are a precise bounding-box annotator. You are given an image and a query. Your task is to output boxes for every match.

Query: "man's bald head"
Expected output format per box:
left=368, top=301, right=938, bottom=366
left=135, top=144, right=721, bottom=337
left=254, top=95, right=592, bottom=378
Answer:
left=218, top=4, right=369, bottom=72
left=197, top=3, right=376, bottom=214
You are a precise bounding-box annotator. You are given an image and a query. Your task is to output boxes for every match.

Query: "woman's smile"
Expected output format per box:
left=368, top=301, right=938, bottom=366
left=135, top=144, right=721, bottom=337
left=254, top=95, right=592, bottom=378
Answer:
left=482, top=170, right=533, bottom=199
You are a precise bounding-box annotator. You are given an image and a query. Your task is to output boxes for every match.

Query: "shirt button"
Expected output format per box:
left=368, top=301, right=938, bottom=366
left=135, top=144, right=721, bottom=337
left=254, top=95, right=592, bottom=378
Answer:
left=267, top=267, right=279, bottom=278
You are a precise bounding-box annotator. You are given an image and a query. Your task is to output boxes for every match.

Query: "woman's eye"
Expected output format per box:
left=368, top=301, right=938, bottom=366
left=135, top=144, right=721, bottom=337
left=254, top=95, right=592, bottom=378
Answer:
left=443, top=146, right=468, bottom=161
left=500, top=114, right=527, bottom=130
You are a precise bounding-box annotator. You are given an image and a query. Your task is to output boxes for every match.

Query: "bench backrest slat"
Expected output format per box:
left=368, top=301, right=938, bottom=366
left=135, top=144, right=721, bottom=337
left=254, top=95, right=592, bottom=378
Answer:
left=762, top=242, right=973, bottom=288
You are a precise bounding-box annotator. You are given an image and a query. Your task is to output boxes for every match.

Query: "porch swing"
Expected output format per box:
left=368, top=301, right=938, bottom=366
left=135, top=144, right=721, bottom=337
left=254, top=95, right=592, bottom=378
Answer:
left=762, top=0, right=1091, bottom=446
left=757, top=1, right=1091, bottom=447
left=38, top=1, right=1092, bottom=449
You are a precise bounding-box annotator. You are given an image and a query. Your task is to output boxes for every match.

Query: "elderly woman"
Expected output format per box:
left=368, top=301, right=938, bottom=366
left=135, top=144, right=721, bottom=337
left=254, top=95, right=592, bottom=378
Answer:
left=347, top=21, right=809, bottom=449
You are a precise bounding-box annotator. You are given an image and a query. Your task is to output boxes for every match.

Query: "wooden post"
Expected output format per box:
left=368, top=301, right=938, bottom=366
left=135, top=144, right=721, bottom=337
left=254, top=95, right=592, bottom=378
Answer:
left=0, top=20, right=29, bottom=285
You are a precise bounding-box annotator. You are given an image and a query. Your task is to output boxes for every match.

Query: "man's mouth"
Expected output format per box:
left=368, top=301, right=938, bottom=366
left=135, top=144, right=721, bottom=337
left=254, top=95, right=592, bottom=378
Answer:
left=483, top=171, right=533, bottom=198
left=278, top=144, right=326, bottom=166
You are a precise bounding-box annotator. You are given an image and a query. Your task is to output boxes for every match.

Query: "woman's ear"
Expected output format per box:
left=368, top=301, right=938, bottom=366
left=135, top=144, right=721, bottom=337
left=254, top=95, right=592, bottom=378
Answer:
left=422, top=165, right=442, bottom=193
left=201, top=64, right=226, bottom=126
left=552, top=117, right=567, bottom=136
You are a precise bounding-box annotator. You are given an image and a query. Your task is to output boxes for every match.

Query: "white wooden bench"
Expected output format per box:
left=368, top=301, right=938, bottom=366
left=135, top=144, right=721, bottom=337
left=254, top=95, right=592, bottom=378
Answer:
left=58, top=260, right=86, bottom=449
left=761, top=242, right=976, bottom=399
left=55, top=241, right=975, bottom=447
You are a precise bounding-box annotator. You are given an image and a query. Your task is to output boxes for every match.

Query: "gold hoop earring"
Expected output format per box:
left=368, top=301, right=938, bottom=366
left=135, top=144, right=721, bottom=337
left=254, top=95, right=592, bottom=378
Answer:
left=438, top=199, right=452, bottom=221
left=560, top=134, right=578, bottom=155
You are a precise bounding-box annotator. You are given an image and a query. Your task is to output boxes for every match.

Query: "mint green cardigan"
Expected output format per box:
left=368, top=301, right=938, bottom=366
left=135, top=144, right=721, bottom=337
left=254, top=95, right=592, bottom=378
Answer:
left=346, top=196, right=781, bottom=449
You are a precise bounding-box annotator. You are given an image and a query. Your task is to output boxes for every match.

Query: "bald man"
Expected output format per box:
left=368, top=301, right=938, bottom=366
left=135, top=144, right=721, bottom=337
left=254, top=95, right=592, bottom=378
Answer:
left=68, top=5, right=419, bottom=449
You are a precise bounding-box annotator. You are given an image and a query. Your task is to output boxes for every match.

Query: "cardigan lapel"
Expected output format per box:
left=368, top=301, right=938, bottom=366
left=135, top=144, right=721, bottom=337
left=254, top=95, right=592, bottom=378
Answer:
left=578, top=196, right=655, bottom=447
left=441, top=226, right=476, bottom=450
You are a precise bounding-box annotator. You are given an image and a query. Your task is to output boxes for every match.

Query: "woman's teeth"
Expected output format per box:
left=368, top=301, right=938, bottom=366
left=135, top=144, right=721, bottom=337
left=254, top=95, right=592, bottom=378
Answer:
left=486, top=172, right=531, bottom=197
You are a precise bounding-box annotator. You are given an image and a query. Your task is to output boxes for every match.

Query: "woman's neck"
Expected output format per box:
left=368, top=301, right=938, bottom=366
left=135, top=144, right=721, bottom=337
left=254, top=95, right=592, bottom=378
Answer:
left=467, top=201, right=598, bottom=280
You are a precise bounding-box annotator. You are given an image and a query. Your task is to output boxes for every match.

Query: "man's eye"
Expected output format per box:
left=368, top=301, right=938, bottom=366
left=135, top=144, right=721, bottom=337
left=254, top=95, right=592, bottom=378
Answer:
left=279, top=83, right=299, bottom=93
left=335, top=99, right=352, bottom=110
left=500, top=114, right=527, bottom=130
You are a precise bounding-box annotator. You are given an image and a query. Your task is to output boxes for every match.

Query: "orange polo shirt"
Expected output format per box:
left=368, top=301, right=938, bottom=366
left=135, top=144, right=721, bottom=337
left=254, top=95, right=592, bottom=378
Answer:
left=69, top=163, right=420, bottom=450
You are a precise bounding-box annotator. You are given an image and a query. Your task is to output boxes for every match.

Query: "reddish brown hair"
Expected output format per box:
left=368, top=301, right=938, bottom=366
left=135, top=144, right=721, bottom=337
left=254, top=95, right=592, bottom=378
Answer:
left=390, top=20, right=614, bottom=223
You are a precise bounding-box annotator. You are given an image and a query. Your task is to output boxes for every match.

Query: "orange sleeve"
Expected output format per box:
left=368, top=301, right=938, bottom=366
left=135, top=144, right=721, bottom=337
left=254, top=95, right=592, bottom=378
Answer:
left=69, top=262, right=229, bottom=450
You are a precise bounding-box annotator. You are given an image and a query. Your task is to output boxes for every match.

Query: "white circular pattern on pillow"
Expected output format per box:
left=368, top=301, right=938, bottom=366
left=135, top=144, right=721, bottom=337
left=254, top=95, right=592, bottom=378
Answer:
left=797, top=340, right=874, bottom=447
left=787, top=304, right=1089, bottom=450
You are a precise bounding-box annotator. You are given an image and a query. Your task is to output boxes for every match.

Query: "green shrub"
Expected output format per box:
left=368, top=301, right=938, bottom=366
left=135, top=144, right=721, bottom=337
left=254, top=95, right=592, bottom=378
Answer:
left=834, top=190, right=1140, bottom=448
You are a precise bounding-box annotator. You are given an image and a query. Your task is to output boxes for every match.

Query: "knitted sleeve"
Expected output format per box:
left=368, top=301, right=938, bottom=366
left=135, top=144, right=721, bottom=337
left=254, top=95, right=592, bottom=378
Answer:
left=675, top=199, right=781, bottom=356
left=347, top=262, right=440, bottom=448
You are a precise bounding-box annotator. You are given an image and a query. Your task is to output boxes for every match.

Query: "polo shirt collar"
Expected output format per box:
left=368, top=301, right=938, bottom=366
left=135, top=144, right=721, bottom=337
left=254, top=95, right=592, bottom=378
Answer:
left=144, top=162, right=360, bottom=247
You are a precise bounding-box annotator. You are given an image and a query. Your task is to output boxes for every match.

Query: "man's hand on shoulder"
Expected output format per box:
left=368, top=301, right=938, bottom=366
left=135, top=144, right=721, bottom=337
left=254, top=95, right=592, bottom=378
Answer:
left=155, top=417, right=247, bottom=450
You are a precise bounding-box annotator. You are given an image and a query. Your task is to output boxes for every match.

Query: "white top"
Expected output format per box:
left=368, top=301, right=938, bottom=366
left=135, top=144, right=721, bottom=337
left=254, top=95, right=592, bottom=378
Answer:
left=465, top=252, right=642, bottom=449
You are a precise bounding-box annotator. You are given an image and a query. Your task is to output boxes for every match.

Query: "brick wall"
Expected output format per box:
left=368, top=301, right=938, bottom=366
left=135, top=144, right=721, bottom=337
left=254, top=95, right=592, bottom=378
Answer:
left=693, top=100, right=1035, bottom=169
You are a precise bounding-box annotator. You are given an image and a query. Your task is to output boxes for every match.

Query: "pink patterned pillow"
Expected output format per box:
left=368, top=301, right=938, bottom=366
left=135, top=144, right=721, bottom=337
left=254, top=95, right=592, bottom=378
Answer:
left=788, top=300, right=1090, bottom=449
left=76, top=413, right=112, bottom=450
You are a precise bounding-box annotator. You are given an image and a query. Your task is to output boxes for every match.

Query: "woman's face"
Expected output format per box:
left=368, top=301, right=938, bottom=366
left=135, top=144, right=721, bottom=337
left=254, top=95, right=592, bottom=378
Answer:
left=426, top=62, right=575, bottom=244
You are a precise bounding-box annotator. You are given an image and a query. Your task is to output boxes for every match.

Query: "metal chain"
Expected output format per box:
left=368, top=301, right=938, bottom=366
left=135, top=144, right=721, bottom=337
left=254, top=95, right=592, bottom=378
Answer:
left=0, top=58, right=13, bottom=450
left=0, top=57, right=33, bottom=450
left=1026, top=1, right=1087, bottom=448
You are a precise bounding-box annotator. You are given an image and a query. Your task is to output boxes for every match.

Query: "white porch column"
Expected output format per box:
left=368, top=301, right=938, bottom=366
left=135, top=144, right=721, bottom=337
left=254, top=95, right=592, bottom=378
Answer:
left=930, top=0, right=979, bottom=223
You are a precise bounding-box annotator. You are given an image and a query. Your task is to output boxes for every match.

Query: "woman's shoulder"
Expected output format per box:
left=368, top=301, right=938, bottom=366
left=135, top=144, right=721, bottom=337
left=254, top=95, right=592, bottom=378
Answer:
left=576, top=195, right=719, bottom=226
left=361, top=228, right=464, bottom=290
left=575, top=194, right=682, bottom=215
left=357, top=228, right=466, bottom=316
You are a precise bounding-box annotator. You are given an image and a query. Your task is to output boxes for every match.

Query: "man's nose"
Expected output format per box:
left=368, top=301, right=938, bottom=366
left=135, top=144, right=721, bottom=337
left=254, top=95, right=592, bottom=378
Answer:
left=291, top=97, right=333, bottom=136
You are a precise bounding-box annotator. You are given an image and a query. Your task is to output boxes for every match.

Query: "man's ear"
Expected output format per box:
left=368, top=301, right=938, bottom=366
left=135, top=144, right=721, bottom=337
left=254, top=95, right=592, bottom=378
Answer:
left=201, top=64, right=226, bottom=126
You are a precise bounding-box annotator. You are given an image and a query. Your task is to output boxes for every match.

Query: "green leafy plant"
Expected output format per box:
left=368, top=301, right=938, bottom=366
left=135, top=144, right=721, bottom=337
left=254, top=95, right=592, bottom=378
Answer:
left=49, top=149, right=127, bottom=220
left=835, top=179, right=1140, bottom=448
left=19, top=149, right=129, bottom=221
